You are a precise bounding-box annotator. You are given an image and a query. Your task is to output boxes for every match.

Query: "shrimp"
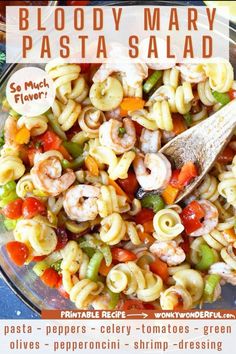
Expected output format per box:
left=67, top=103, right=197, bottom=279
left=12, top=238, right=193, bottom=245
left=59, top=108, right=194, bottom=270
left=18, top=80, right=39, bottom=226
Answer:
left=63, top=185, right=100, bottom=222
left=150, top=241, right=186, bottom=266
left=190, top=200, right=218, bottom=237
left=140, top=128, right=161, bottom=154
left=209, top=262, right=236, bottom=286
left=133, top=152, right=171, bottom=191
left=99, top=118, right=136, bottom=154
left=31, top=151, right=75, bottom=196
left=93, top=63, right=148, bottom=88
left=177, top=64, right=206, bottom=83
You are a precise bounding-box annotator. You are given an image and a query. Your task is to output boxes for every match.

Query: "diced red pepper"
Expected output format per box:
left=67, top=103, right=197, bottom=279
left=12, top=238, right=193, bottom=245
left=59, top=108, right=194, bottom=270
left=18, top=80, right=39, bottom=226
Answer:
left=134, top=208, right=154, bottom=225
left=217, top=146, right=235, bottom=164
left=170, top=169, right=181, bottom=189
left=117, top=171, right=139, bottom=196
left=178, top=162, right=198, bottom=187
left=180, top=200, right=205, bottom=234
left=111, top=248, right=137, bottom=262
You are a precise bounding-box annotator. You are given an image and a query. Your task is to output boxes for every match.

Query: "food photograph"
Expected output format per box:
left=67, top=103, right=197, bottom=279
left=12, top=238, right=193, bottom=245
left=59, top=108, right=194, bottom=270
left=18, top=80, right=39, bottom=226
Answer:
left=0, top=0, right=235, bottom=343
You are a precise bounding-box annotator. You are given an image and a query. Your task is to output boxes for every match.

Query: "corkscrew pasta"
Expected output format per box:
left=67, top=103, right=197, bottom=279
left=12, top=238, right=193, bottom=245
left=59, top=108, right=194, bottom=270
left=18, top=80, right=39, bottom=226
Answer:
left=1, top=57, right=236, bottom=311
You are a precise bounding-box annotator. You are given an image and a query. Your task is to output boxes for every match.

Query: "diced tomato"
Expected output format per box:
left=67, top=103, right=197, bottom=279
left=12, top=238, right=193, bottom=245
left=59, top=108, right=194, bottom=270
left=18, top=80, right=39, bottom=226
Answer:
left=6, top=241, right=29, bottom=266
left=111, top=248, right=137, bottom=262
left=217, top=146, right=235, bottom=164
left=229, top=89, right=236, bottom=101
left=22, top=197, right=45, bottom=219
left=56, top=277, right=70, bottom=299
left=55, top=228, right=68, bottom=251
left=150, top=258, right=169, bottom=282
left=178, top=162, right=198, bottom=187
left=37, top=131, right=61, bottom=152
left=170, top=169, right=181, bottom=189
left=32, top=255, right=47, bottom=262
left=121, top=299, right=145, bottom=310
left=117, top=171, right=139, bottom=196
left=28, top=146, right=43, bottom=166
left=180, top=200, right=205, bottom=234
left=133, top=121, right=143, bottom=136
left=134, top=208, right=154, bottom=225
left=40, top=268, right=60, bottom=288
left=2, top=199, right=23, bottom=219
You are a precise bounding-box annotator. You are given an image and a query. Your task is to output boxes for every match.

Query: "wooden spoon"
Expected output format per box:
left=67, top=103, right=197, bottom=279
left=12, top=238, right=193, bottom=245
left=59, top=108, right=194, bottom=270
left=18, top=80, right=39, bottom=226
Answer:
left=136, top=98, right=236, bottom=203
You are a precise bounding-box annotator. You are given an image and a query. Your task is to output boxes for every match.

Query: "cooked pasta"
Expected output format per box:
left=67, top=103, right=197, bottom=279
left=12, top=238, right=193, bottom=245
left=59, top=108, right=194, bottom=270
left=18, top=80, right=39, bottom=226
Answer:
left=220, top=245, right=236, bottom=270
left=0, top=155, right=25, bottom=185
left=218, top=169, right=236, bottom=207
left=173, top=269, right=204, bottom=303
left=97, top=185, right=130, bottom=218
left=163, top=67, right=180, bottom=88
left=160, top=285, right=193, bottom=310
left=52, top=98, right=81, bottom=131
left=153, top=209, right=184, bottom=241
left=195, top=174, right=219, bottom=201
left=78, top=106, right=106, bottom=138
left=100, top=213, right=126, bottom=245
left=16, top=174, right=35, bottom=198
left=14, top=218, right=57, bottom=257
left=45, top=60, right=81, bottom=104
left=204, top=59, right=234, bottom=93
left=106, top=261, right=163, bottom=301
left=69, top=279, right=104, bottom=309
left=203, top=229, right=228, bottom=251
left=197, top=80, right=217, bottom=106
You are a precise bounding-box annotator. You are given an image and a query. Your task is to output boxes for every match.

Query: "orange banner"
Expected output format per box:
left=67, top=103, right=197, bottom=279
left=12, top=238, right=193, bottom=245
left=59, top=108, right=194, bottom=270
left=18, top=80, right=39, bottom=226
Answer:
left=42, top=309, right=236, bottom=320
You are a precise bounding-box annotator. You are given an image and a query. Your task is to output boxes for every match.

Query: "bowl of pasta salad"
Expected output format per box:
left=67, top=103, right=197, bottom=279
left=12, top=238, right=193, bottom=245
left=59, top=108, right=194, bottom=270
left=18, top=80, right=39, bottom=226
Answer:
left=0, top=1, right=236, bottom=314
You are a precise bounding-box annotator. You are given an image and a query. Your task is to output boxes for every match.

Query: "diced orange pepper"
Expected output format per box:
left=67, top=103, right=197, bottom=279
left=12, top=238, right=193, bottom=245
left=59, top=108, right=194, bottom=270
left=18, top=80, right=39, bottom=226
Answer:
left=85, top=156, right=99, bottom=176
left=119, top=107, right=128, bottom=117
left=222, top=228, right=236, bottom=242
left=120, top=97, right=145, bottom=112
left=143, top=220, right=154, bottom=233
left=15, top=127, right=30, bottom=144
left=172, top=114, right=187, bottom=135
left=138, top=231, right=155, bottom=244
left=161, top=184, right=179, bottom=205
left=98, top=259, right=113, bottom=276
left=108, top=178, right=131, bottom=202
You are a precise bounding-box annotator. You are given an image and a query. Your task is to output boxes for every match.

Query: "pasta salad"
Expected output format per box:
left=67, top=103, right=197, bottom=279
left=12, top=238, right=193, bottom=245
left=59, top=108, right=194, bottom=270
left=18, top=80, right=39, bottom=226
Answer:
left=0, top=59, right=236, bottom=310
